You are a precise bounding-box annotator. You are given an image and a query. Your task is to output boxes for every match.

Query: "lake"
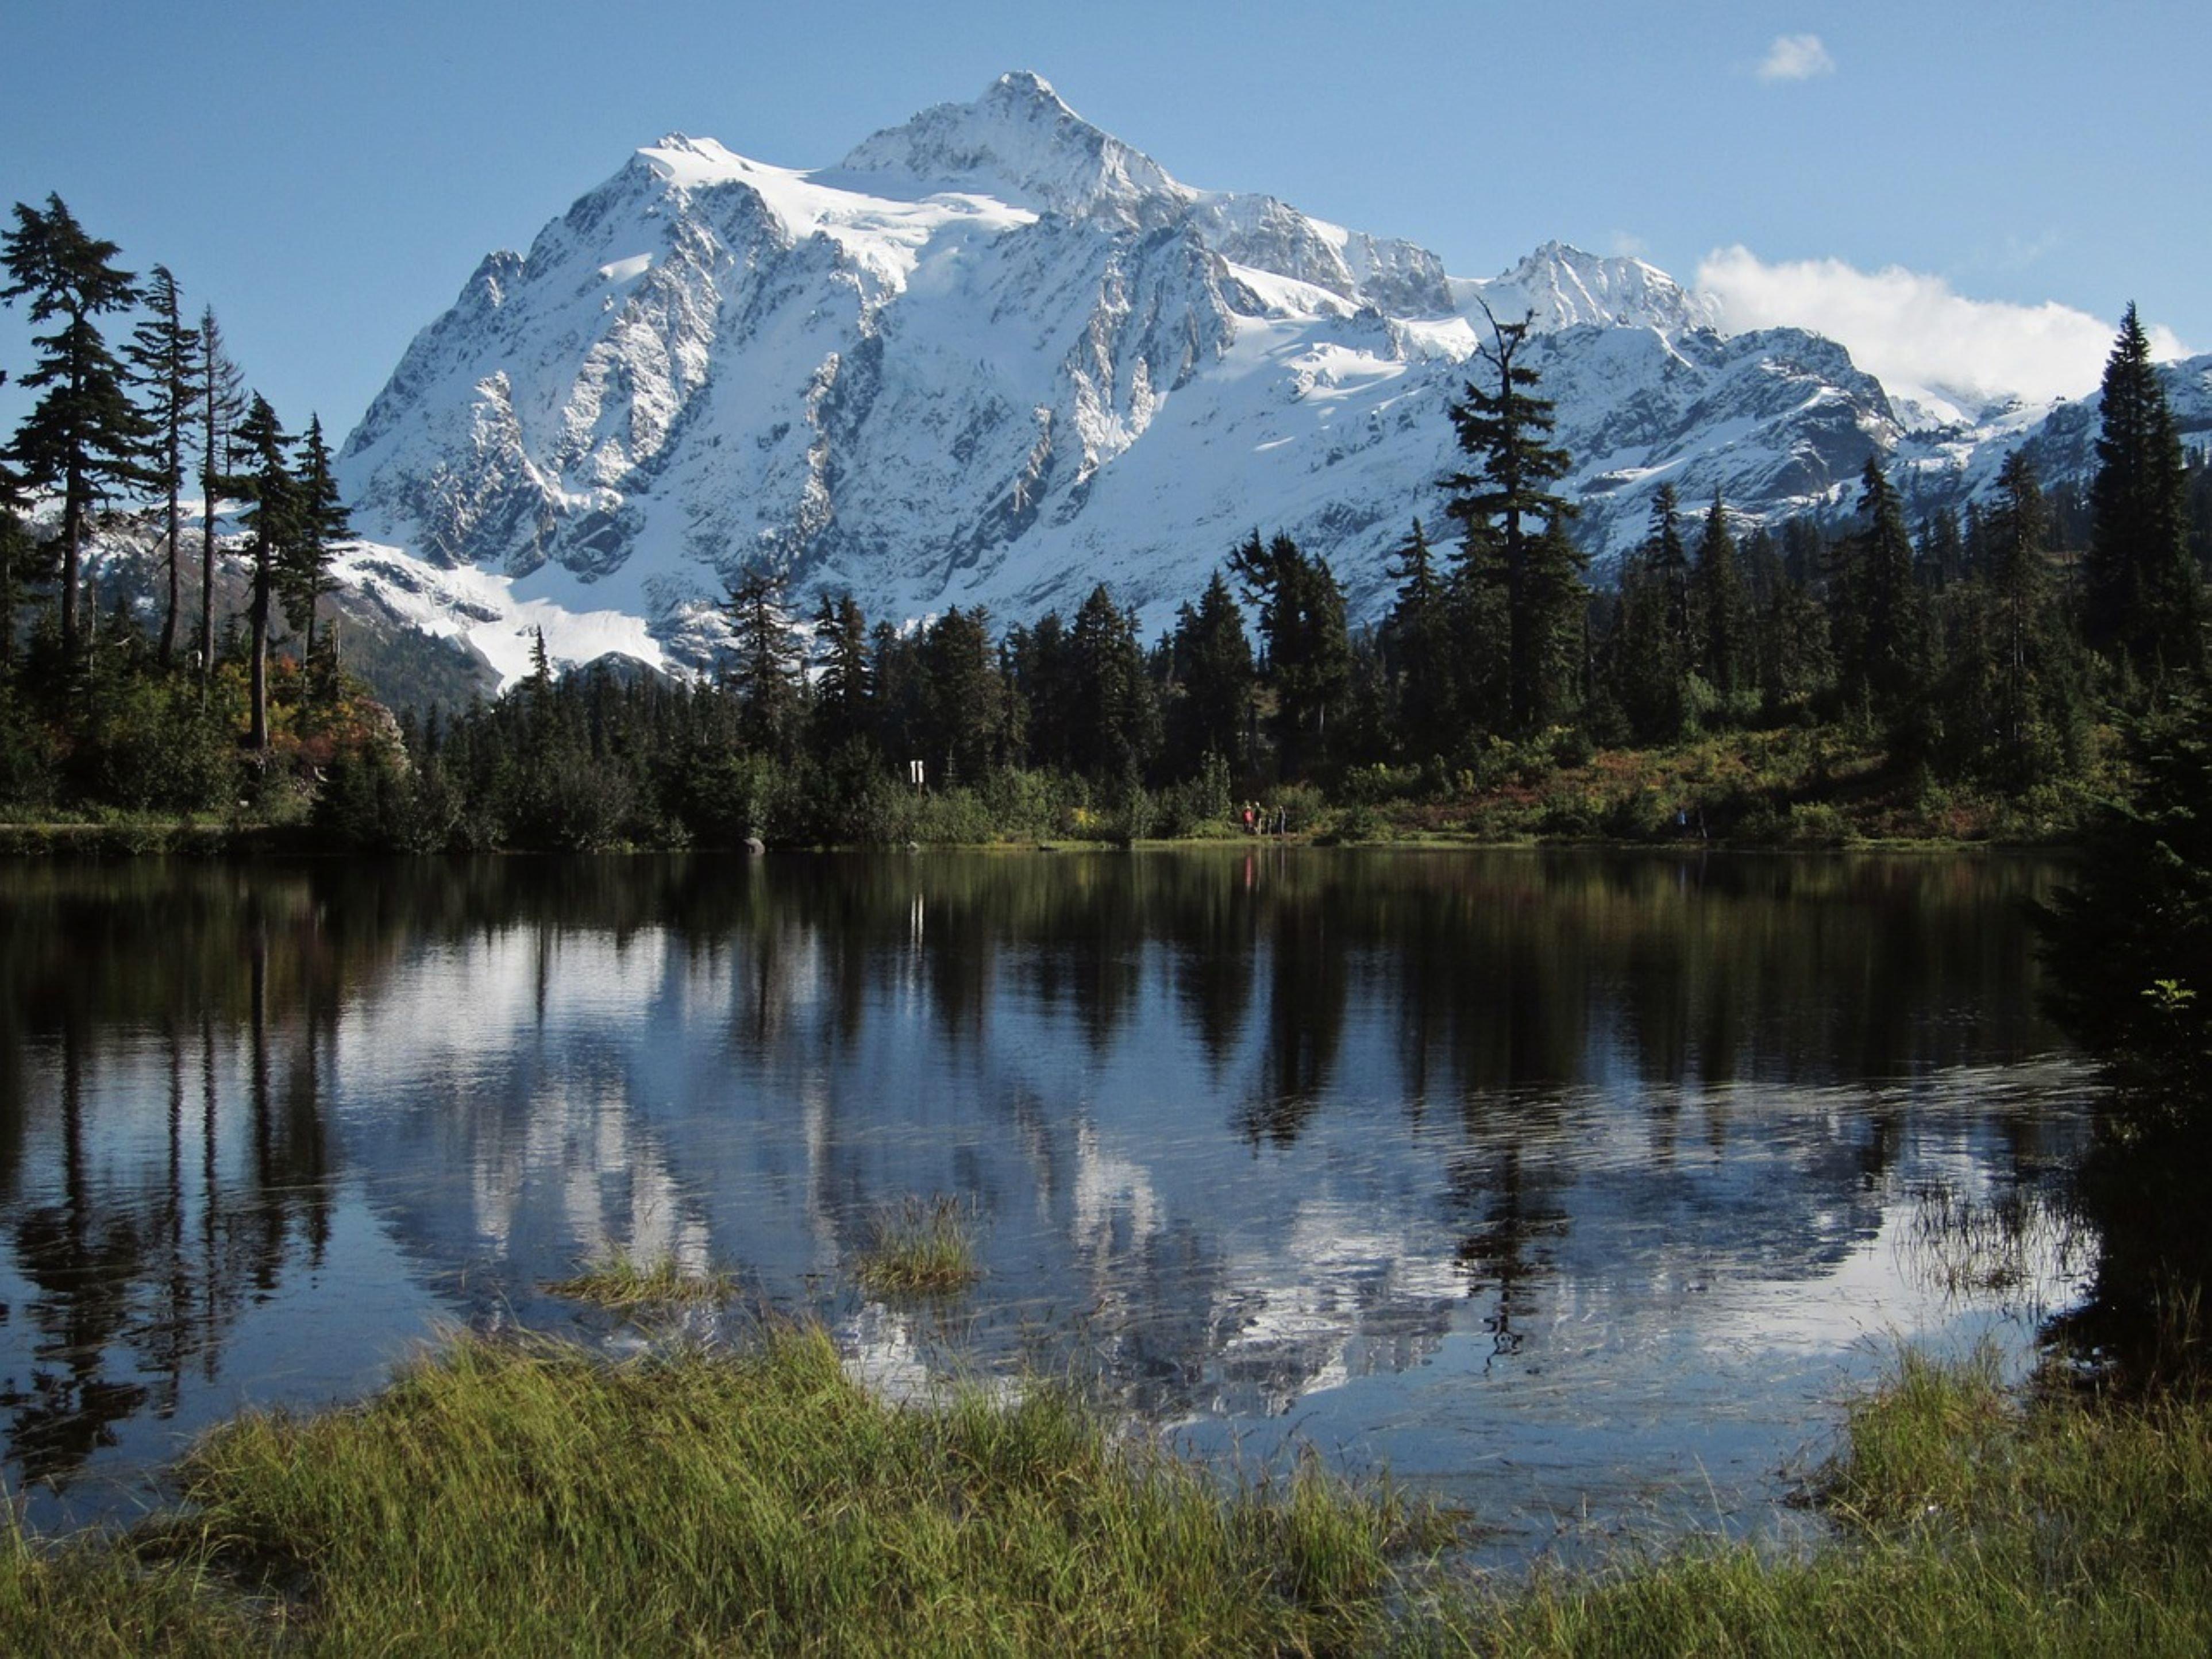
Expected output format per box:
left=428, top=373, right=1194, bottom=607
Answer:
left=0, top=848, right=2095, bottom=1552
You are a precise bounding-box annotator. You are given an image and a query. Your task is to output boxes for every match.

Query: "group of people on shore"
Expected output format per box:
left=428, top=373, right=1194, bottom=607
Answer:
left=1239, top=801, right=1289, bottom=837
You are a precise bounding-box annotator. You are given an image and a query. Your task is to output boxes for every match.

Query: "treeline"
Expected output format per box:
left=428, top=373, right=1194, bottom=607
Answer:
left=5, top=195, right=2210, bottom=848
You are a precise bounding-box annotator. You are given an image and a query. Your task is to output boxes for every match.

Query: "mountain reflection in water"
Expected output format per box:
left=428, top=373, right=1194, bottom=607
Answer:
left=0, top=850, right=2094, bottom=1545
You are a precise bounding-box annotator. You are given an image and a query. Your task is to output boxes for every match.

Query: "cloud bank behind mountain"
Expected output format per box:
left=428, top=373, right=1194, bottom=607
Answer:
left=1697, top=245, right=2190, bottom=412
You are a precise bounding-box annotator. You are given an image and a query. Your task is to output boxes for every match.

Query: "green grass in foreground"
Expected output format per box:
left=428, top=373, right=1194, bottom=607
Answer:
left=16, top=1324, right=1438, bottom=1655
left=3, top=1338, right=2210, bottom=1655
left=542, top=1247, right=738, bottom=1310
left=853, top=1195, right=982, bottom=1297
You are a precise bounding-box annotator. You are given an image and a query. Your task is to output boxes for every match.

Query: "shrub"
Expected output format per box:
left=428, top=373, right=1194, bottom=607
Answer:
left=1153, top=752, right=1237, bottom=838
left=1262, top=781, right=1327, bottom=834
left=1786, top=801, right=1851, bottom=846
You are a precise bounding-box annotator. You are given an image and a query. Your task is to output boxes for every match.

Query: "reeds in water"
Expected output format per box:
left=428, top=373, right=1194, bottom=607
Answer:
left=542, top=1247, right=737, bottom=1310
left=853, top=1195, right=982, bottom=1297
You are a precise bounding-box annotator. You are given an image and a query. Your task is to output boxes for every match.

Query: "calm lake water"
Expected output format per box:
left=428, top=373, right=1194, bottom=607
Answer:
left=0, top=849, right=2096, bottom=1550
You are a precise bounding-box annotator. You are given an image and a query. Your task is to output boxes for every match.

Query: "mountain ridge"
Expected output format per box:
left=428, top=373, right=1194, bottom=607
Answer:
left=328, top=72, right=2208, bottom=689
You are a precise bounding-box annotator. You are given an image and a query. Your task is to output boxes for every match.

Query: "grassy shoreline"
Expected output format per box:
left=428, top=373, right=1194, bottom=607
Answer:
left=3, top=1329, right=2207, bottom=1655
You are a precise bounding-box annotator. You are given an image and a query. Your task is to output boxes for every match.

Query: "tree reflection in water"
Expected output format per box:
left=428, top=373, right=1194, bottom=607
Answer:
left=0, top=850, right=2088, bottom=1521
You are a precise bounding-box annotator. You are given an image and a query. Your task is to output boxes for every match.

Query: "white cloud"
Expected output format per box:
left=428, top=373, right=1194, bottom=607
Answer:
left=1696, top=245, right=2190, bottom=409
left=1758, top=34, right=1836, bottom=83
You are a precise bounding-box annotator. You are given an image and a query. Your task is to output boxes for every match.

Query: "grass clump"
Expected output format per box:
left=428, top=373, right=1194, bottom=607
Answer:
left=147, top=1325, right=1440, bottom=1654
left=853, top=1195, right=981, bottom=1297
left=0, top=1514, right=265, bottom=1656
left=542, top=1247, right=737, bottom=1310
left=1428, top=1347, right=2212, bottom=1656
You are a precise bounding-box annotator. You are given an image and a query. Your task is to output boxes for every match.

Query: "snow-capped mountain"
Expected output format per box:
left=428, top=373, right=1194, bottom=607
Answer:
left=332, top=72, right=2205, bottom=687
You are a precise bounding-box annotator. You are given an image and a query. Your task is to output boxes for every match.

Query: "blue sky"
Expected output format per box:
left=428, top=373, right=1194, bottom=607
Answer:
left=3, top=0, right=2205, bottom=438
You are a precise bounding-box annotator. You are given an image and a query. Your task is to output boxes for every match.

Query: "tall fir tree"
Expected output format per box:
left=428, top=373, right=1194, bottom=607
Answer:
left=810, top=590, right=873, bottom=752
left=1382, top=519, right=1454, bottom=760
left=1008, top=611, right=1072, bottom=772
left=1228, top=530, right=1350, bottom=777
left=1443, top=302, right=1583, bottom=733
left=1917, top=504, right=1966, bottom=590
left=1836, top=460, right=1927, bottom=727
left=1, top=195, right=147, bottom=659
left=1645, top=483, right=1694, bottom=663
left=721, top=565, right=802, bottom=758
left=233, top=393, right=295, bottom=751
left=126, top=263, right=200, bottom=666
left=1614, top=489, right=1691, bottom=743
left=917, top=607, right=1008, bottom=786
left=1066, top=583, right=1157, bottom=784
left=1978, top=450, right=2077, bottom=784
left=284, top=415, right=349, bottom=669
left=868, top=620, right=920, bottom=767
left=0, top=439, right=49, bottom=676
left=1753, top=522, right=1833, bottom=721
left=2084, top=302, right=2202, bottom=683
left=195, top=307, right=246, bottom=681
left=1694, top=492, right=1747, bottom=703
left=1163, top=569, right=1254, bottom=777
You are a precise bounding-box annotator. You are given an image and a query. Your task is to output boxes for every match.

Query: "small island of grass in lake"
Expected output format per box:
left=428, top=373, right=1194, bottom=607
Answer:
left=852, top=1195, right=983, bottom=1298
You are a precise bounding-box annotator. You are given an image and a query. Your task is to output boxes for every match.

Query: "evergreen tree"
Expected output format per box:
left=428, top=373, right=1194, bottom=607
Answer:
left=869, top=620, right=920, bottom=767
left=721, top=565, right=801, bottom=758
left=2085, top=302, right=2202, bottom=682
left=1836, top=460, right=1927, bottom=728
left=1781, top=514, right=1825, bottom=589
left=125, top=263, right=199, bottom=666
left=1, top=194, right=147, bottom=659
left=810, top=590, right=872, bottom=751
left=1917, top=504, right=1966, bottom=589
left=525, top=626, right=556, bottom=720
left=1064, top=584, right=1157, bottom=784
left=1694, top=492, right=1747, bottom=702
left=1747, top=524, right=1832, bottom=721
left=1614, top=484, right=1695, bottom=740
left=1339, top=627, right=1394, bottom=770
left=1163, top=569, right=1254, bottom=777
left=1645, top=484, right=1693, bottom=662
left=916, top=607, right=1008, bottom=786
left=194, top=308, right=246, bottom=681
left=0, top=433, right=49, bottom=676
left=284, top=415, right=349, bottom=668
left=233, top=393, right=296, bottom=751
left=1228, top=530, right=1350, bottom=776
left=1980, top=450, right=2077, bottom=784
left=1008, top=611, right=1072, bottom=773
left=1382, top=519, right=1454, bottom=759
left=2187, top=447, right=2212, bottom=578
left=1443, top=303, right=1583, bottom=732
left=1613, top=491, right=1691, bottom=744
left=1524, top=513, right=1591, bottom=732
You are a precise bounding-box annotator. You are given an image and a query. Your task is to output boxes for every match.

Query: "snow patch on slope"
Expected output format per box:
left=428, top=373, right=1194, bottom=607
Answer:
left=334, top=541, right=675, bottom=689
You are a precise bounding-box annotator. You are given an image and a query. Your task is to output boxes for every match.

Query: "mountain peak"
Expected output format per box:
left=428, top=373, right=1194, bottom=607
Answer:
left=1476, top=241, right=1721, bottom=335
left=834, top=71, right=1189, bottom=224
left=984, top=70, right=1066, bottom=110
